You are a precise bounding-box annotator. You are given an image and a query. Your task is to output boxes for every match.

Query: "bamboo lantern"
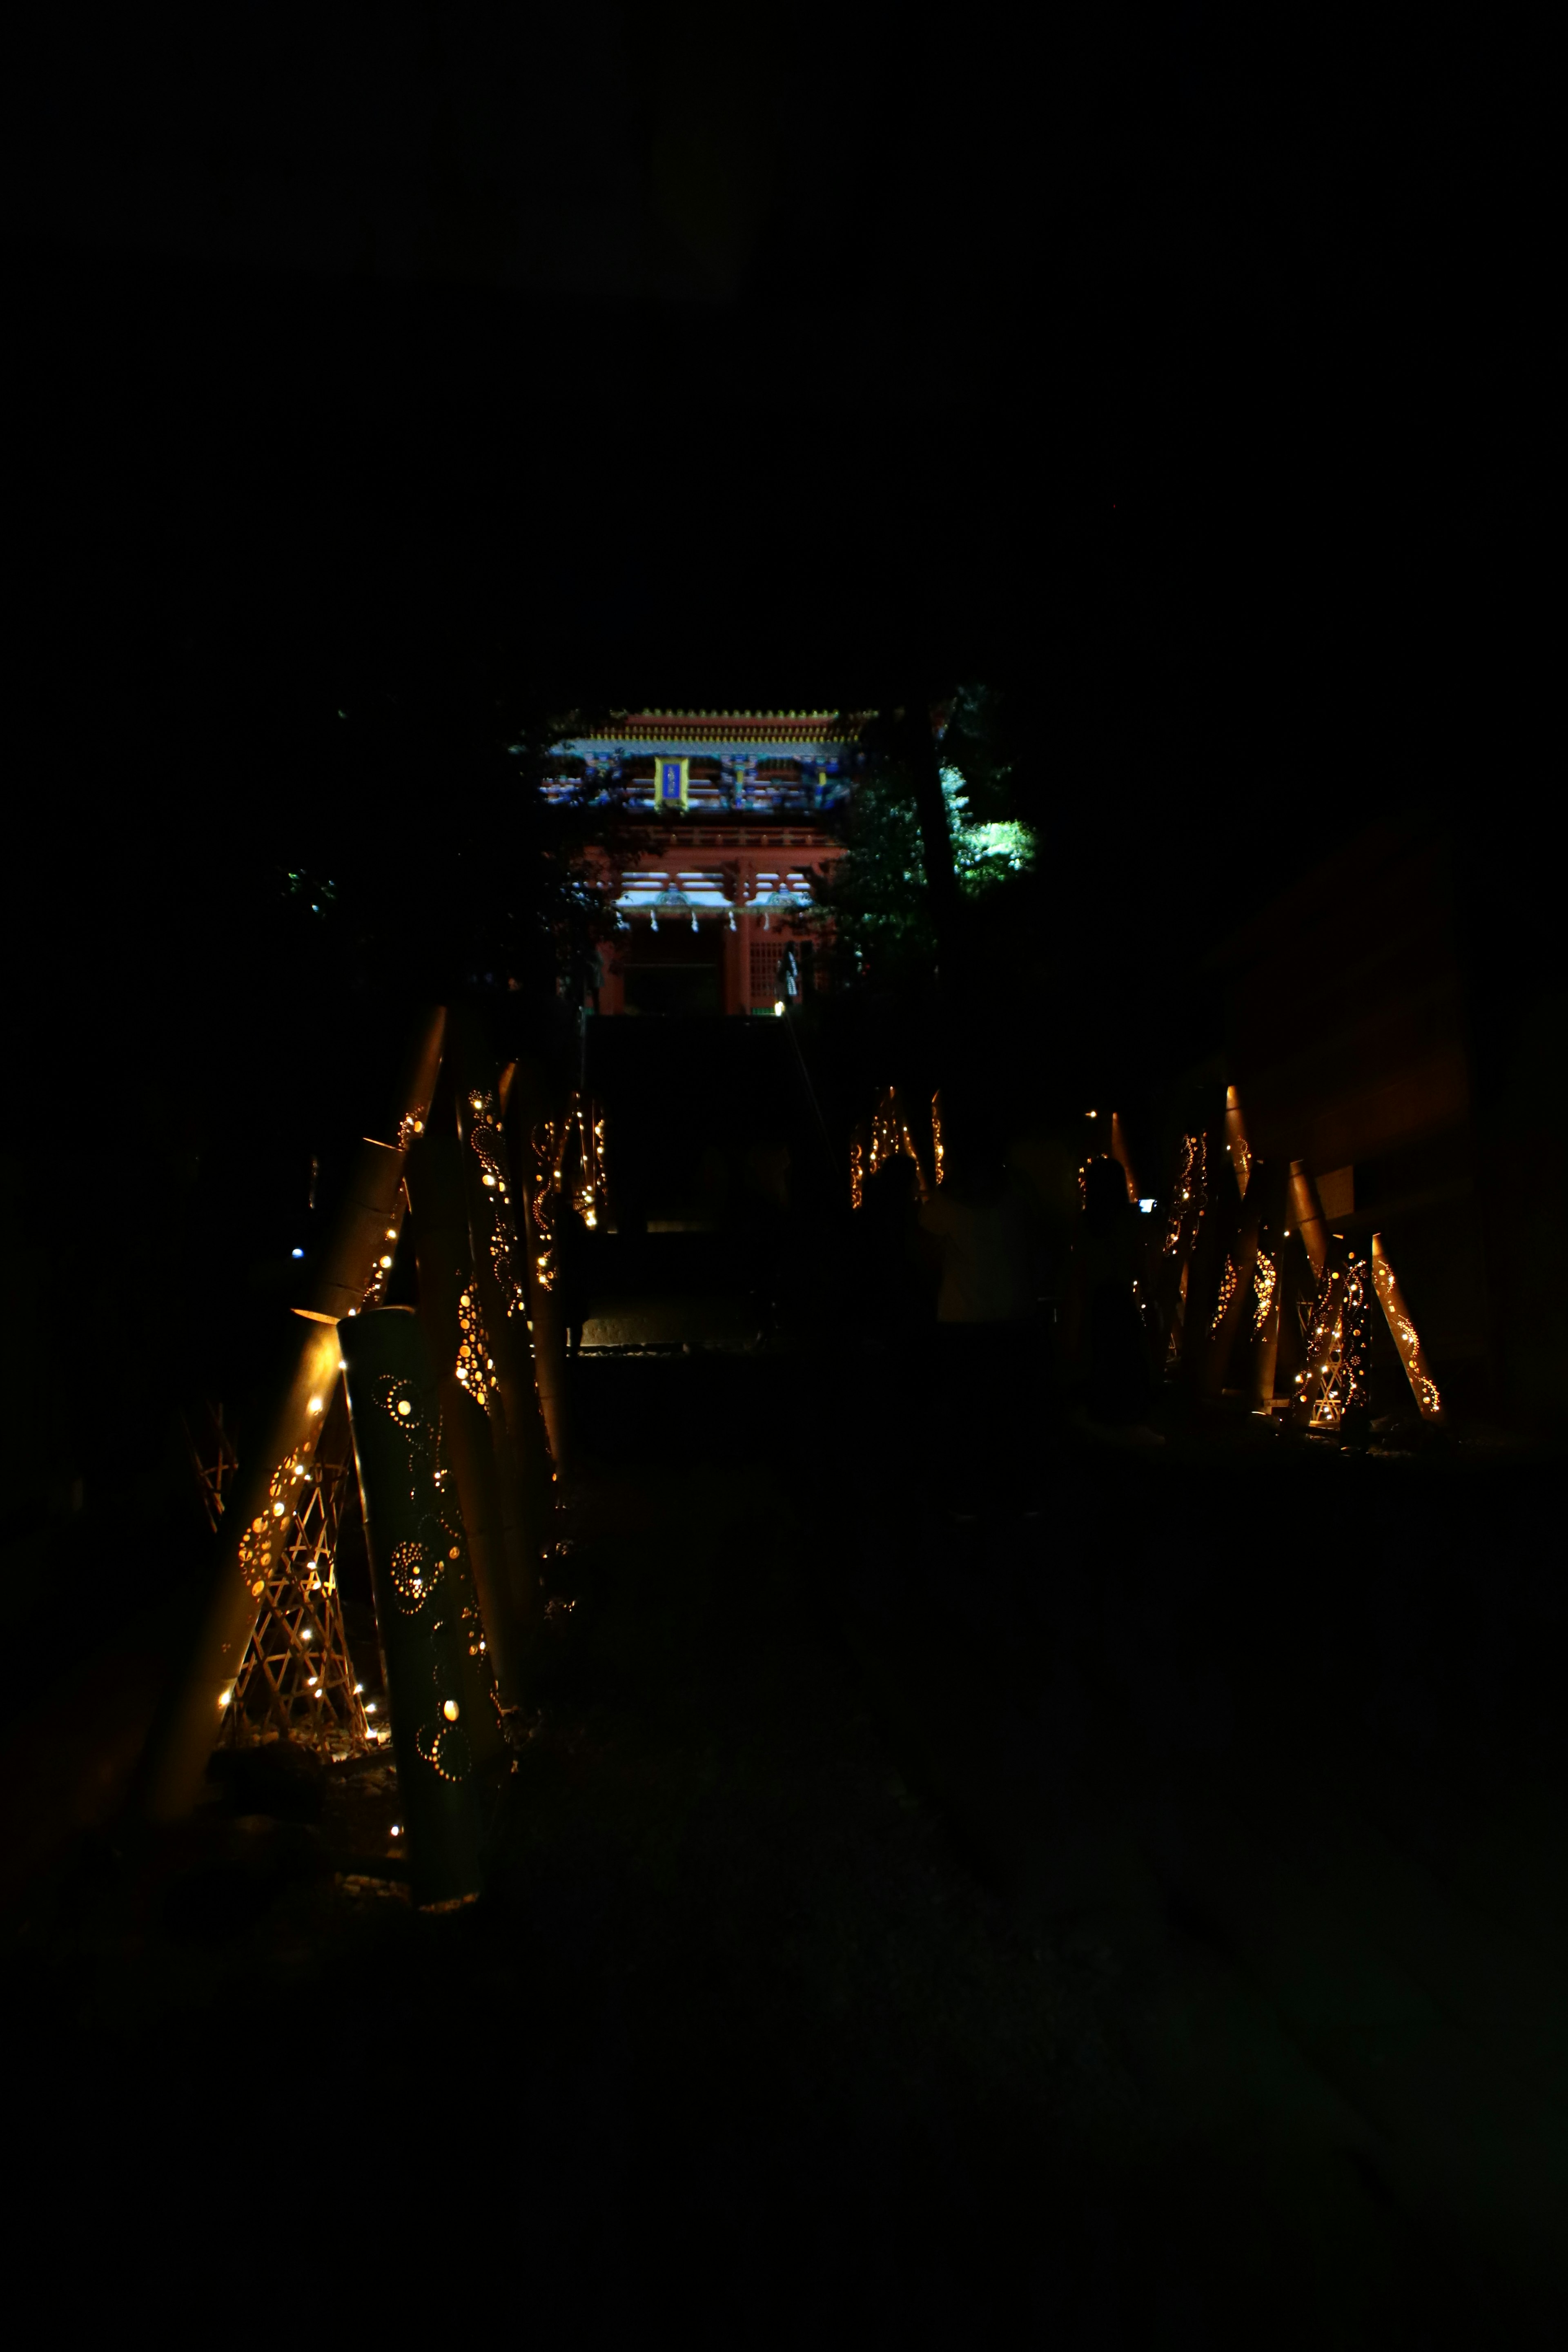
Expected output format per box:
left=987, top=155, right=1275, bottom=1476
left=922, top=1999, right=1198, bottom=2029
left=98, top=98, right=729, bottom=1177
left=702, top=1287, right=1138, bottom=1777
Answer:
left=340, top=1307, right=487, bottom=1908
left=1109, top=1112, right=1139, bottom=1205
left=134, top=1316, right=345, bottom=1823
left=504, top=1058, right=571, bottom=1479
left=1177, top=1101, right=1236, bottom=1385
left=133, top=1009, right=447, bottom=1824
left=1371, top=1233, right=1445, bottom=1422
left=1224, top=1084, right=1253, bottom=1199
left=404, top=1097, right=527, bottom=1736
left=1245, top=1158, right=1291, bottom=1409
left=1200, top=1163, right=1263, bottom=1400
left=448, top=1008, right=555, bottom=1634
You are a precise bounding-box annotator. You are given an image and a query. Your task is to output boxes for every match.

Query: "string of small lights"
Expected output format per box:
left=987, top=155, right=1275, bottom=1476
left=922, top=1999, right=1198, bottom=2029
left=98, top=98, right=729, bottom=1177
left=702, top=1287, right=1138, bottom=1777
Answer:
left=1163, top=1134, right=1204, bottom=1259
left=530, top=1116, right=560, bottom=1288
left=1211, top=1253, right=1241, bottom=1338
left=1158, top=1131, right=1207, bottom=1371
left=1252, top=1247, right=1278, bottom=1336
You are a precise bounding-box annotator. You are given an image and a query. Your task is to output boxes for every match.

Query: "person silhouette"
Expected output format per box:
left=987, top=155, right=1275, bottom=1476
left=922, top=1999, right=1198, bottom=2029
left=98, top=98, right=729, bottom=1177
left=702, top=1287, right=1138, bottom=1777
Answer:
left=1061, top=1155, right=1160, bottom=1437
left=860, top=1154, right=932, bottom=1345
left=916, top=1100, right=1038, bottom=1519
left=555, top=1197, right=592, bottom=1357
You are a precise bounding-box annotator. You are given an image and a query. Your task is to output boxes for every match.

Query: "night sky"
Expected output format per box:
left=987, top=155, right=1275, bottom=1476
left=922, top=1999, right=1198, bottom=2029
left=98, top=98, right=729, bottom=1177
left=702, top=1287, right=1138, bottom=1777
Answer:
left=4, top=10, right=1546, bottom=1085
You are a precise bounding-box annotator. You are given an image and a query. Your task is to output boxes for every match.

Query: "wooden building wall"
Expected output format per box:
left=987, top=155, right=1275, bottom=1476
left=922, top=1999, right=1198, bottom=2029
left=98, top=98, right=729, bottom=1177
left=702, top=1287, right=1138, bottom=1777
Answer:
left=1201, top=809, right=1568, bottom=1432
left=1206, top=817, right=1493, bottom=1413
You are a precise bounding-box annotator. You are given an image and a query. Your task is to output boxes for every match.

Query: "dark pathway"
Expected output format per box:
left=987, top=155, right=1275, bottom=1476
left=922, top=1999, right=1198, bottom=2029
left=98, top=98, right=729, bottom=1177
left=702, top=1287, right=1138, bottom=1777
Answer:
left=825, top=1414, right=1568, bottom=2345
left=2, top=1345, right=1561, bottom=2345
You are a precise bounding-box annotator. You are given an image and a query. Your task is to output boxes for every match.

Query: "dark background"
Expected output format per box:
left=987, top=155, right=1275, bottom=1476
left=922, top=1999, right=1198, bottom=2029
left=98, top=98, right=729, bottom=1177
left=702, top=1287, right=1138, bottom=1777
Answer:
left=6, top=7, right=1545, bottom=857
left=1, top=9, right=1549, bottom=1519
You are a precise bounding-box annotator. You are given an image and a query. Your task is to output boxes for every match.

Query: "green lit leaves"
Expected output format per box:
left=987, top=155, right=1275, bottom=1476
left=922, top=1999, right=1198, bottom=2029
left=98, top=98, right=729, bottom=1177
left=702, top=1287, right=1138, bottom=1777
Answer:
left=281, top=868, right=339, bottom=918
left=809, top=698, right=1033, bottom=984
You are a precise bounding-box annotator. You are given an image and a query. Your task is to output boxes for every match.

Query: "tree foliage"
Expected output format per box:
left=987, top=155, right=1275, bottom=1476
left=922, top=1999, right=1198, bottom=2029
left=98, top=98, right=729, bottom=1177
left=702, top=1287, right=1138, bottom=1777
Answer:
left=806, top=683, right=1034, bottom=986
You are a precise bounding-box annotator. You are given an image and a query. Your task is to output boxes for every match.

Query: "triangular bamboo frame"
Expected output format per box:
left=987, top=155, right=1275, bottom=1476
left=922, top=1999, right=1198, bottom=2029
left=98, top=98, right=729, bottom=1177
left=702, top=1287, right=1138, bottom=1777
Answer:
left=214, top=1381, right=376, bottom=1761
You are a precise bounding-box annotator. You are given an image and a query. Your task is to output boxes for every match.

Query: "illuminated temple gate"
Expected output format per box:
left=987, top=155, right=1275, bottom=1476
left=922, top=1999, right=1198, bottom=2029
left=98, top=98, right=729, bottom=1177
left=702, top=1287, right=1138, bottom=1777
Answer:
left=544, top=710, right=871, bottom=1017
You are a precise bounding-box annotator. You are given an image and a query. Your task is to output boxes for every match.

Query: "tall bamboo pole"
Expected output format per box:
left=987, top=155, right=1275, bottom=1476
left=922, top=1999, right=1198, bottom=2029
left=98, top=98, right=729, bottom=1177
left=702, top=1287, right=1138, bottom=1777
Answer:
left=448, top=1006, right=554, bottom=1643
left=505, top=1055, right=572, bottom=1480
left=1175, top=1096, right=1234, bottom=1390
left=1109, top=1114, right=1139, bottom=1205
left=131, top=1009, right=446, bottom=1824
left=1371, top=1233, right=1446, bottom=1422
left=339, top=1306, right=487, bottom=1909
left=1223, top=1084, right=1254, bottom=1199
left=1198, top=1160, right=1263, bottom=1400
left=1245, top=1158, right=1291, bottom=1408
left=1287, top=1159, right=1329, bottom=1283
left=900, top=697, right=964, bottom=998
left=405, top=1076, right=532, bottom=1719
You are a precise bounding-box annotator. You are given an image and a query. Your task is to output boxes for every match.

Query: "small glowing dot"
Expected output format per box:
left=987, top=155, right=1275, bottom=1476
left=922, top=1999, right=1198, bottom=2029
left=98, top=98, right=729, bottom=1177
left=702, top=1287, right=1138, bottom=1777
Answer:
left=292, top=1247, right=305, bottom=1259
left=308, top=1397, right=323, bottom=1414
left=365, top=1702, right=376, bottom=1713
left=272, top=1501, right=286, bottom=1518
left=397, top=1399, right=412, bottom=1416
left=218, top=1689, right=232, bottom=1708
left=380, top=1254, right=394, bottom=1269
left=390, top=1823, right=400, bottom=1836
left=443, top=1700, right=459, bottom=1722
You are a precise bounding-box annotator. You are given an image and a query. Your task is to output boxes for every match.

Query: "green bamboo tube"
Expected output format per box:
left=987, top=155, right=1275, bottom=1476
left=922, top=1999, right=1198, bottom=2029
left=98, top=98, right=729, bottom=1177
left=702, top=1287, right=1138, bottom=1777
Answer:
left=405, top=1097, right=532, bottom=1719
left=339, top=1307, right=486, bottom=1907
left=134, top=1316, right=345, bottom=1823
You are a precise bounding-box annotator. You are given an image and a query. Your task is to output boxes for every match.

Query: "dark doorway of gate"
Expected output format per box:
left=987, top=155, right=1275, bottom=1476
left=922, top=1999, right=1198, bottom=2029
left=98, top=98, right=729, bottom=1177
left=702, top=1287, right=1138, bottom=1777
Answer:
left=620, top=925, right=723, bottom=1016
